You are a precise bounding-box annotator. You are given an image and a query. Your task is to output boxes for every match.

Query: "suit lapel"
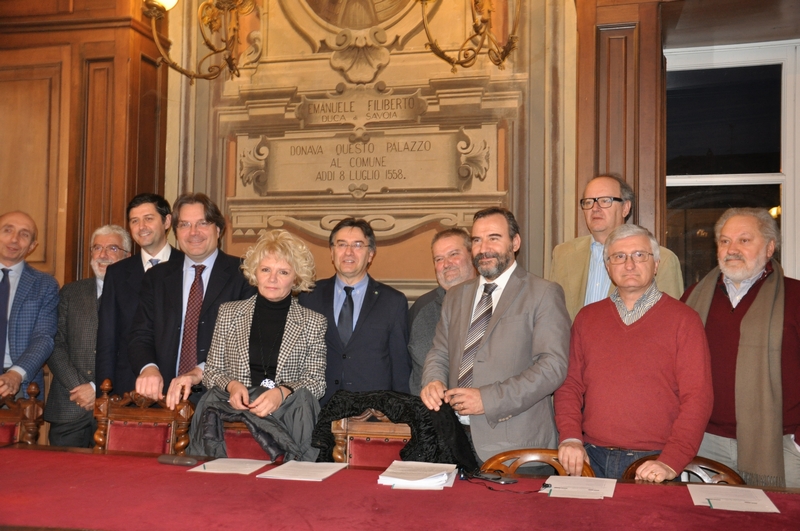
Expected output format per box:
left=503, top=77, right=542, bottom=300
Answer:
left=320, top=278, right=344, bottom=350
left=351, top=276, right=378, bottom=340
left=201, top=252, right=232, bottom=315
left=276, top=298, right=302, bottom=377
left=164, top=260, right=184, bottom=322
left=125, top=254, right=145, bottom=293
left=234, top=296, right=256, bottom=376
left=483, top=265, right=525, bottom=340
left=9, top=266, right=33, bottom=337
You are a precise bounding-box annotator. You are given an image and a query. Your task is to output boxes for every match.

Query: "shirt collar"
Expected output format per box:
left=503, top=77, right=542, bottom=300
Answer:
left=610, top=279, right=662, bottom=325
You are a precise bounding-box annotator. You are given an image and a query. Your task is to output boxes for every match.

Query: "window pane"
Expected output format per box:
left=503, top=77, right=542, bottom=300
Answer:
left=666, top=184, right=781, bottom=289
left=667, top=65, right=781, bottom=175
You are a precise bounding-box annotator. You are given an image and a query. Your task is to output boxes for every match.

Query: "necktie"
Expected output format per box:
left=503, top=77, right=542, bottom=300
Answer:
left=179, top=264, right=206, bottom=375
left=0, top=269, right=9, bottom=358
left=338, top=286, right=354, bottom=345
left=147, top=258, right=160, bottom=270
left=458, top=283, right=497, bottom=388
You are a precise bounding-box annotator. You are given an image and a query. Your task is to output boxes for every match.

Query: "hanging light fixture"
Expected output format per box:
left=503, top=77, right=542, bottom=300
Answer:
left=142, top=0, right=255, bottom=83
left=420, top=0, right=522, bottom=74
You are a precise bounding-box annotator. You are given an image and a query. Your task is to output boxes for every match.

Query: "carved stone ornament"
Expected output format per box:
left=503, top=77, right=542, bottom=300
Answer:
left=240, top=30, right=263, bottom=68
left=456, top=127, right=490, bottom=192
left=277, top=0, right=440, bottom=83
left=238, top=135, right=270, bottom=196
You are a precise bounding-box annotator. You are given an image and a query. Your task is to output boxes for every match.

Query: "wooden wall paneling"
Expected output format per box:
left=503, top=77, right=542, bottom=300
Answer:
left=575, top=0, right=667, bottom=240
left=0, top=47, right=70, bottom=280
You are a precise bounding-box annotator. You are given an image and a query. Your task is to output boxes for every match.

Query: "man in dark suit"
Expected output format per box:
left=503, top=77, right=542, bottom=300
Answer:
left=0, top=211, right=59, bottom=399
left=96, top=193, right=181, bottom=396
left=421, top=207, right=570, bottom=462
left=128, top=193, right=255, bottom=407
left=45, top=225, right=130, bottom=447
left=299, top=218, right=409, bottom=405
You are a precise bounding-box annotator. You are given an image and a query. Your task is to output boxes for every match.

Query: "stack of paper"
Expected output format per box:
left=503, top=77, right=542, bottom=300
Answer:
left=687, top=485, right=780, bottom=513
left=378, top=461, right=458, bottom=490
left=188, top=458, right=271, bottom=475
left=538, top=476, right=617, bottom=499
left=257, top=461, right=347, bottom=481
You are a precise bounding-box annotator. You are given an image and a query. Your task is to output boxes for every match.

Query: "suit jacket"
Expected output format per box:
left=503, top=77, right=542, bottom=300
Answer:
left=44, top=278, right=98, bottom=424
left=127, top=250, right=256, bottom=395
left=96, top=250, right=184, bottom=396
left=8, top=262, right=59, bottom=397
left=203, top=296, right=327, bottom=399
left=549, top=235, right=684, bottom=321
left=299, top=275, right=410, bottom=405
left=421, top=264, right=570, bottom=461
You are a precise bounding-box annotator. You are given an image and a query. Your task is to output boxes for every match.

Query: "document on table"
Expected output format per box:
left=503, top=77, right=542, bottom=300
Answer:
left=257, top=461, right=347, bottom=481
left=378, top=461, right=458, bottom=490
left=538, top=476, right=616, bottom=499
left=188, top=458, right=271, bottom=475
left=687, top=485, right=780, bottom=513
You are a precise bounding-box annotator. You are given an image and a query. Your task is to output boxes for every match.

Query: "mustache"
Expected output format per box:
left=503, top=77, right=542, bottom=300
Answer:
left=474, top=252, right=500, bottom=261
left=724, top=253, right=744, bottom=262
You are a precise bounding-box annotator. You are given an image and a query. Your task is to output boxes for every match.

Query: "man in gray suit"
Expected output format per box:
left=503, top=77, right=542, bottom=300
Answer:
left=421, top=207, right=571, bottom=462
left=44, top=225, right=130, bottom=447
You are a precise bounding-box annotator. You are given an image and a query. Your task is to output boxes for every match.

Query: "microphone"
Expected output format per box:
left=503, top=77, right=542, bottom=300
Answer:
left=157, top=454, right=198, bottom=467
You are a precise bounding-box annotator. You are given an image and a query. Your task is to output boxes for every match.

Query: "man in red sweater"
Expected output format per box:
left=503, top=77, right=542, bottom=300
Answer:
left=555, top=224, right=713, bottom=481
left=683, top=208, right=800, bottom=487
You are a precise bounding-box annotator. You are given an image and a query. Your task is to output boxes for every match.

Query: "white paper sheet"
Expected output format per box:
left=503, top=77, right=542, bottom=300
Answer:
left=256, top=461, right=347, bottom=481
left=687, top=485, right=780, bottom=513
left=378, top=461, right=458, bottom=489
left=538, top=475, right=617, bottom=499
left=188, top=458, right=271, bottom=475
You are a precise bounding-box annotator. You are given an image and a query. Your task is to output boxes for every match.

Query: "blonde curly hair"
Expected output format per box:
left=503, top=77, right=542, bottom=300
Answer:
left=242, top=230, right=316, bottom=293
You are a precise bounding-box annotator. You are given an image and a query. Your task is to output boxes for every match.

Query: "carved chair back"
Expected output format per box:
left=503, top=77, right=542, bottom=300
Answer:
left=0, top=383, right=43, bottom=445
left=93, top=379, right=194, bottom=455
left=331, top=408, right=411, bottom=468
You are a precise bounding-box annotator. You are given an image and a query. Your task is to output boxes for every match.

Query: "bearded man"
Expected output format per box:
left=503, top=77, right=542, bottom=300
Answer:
left=683, top=207, right=800, bottom=487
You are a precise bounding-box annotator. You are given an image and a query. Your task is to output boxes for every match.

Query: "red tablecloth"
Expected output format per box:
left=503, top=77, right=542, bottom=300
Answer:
left=0, top=448, right=797, bottom=530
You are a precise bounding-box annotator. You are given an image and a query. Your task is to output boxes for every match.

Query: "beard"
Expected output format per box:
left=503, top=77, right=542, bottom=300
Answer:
left=90, top=258, right=112, bottom=280
left=718, top=252, right=768, bottom=284
left=473, top=249, right=513, bottom=281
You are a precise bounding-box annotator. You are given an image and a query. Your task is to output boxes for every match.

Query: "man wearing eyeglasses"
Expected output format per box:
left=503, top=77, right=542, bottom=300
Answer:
left=555, top=224, right=712, bottom=481
left=129, top=193, right=255, bottom=407
left=549, top=175, right=683, bottom=321
left=45, top=225, right=130, bottom=447
left=299, top=217, right=409, bottom=405
left=96, top=193, right=183, bottom=397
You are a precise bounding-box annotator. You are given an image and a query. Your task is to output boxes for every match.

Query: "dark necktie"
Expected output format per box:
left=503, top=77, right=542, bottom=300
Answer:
left=458, top=283, right=497, bottom=388
left=179, top=264, right=206, bottom=375
left=0, top=269, right=9, bottom=358
left=338, top=286, right=354, bottom=345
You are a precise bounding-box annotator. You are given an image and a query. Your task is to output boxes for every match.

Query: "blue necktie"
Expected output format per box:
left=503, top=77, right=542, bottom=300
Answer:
left=338, top=286, right=354, bottom=345
left=0, top=269, right=10, bottom=361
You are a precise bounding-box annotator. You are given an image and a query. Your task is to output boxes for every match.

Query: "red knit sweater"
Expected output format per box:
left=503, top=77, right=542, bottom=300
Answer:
left=554, top=295, right=714, bottom=474
left=682, top=269, right=800, bottom=440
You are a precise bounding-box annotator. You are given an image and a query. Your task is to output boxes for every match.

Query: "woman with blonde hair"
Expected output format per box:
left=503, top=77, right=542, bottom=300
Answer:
left=189, top=229, right=326, bottom=460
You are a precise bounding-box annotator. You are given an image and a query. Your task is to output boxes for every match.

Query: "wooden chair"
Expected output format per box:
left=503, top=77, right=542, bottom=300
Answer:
left=331, top=408, right=411, bottom=468
left=93, top=379, right=194, bottom=455
left=0, top=382, right=44, bottom=445
left=481, top=448, right=597, bottom=477
left=621, top=455, right=745, bottom=484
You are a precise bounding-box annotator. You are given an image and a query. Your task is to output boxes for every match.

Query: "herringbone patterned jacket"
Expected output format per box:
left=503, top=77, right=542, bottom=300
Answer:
left=203, top=295, right=327, bottom=399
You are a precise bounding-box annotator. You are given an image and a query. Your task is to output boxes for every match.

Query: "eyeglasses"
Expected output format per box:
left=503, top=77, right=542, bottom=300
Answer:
left=579, top=196, right=623, bottom=210
left=333, top=241, right=368, bottom=251
left=606, top=251, right=653, bottom=265
left=176, top=220, right=215, bottom=231
left=90, top=244, right=128, bottom=255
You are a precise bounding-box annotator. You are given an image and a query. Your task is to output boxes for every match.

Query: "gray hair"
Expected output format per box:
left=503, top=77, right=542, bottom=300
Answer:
left=714, top=207, right=781, bottom=251
left=587, top=175, right=635, bottom=221
left=604, top=224, right=660, bottom=262
left=91, top=224, right=131, bottom=253
left=431, top=227, right=471, bottom=251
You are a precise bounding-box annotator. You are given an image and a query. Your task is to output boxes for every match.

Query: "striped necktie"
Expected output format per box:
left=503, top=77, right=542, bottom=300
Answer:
left=458, top=283, right=497, bottom=388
